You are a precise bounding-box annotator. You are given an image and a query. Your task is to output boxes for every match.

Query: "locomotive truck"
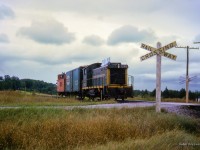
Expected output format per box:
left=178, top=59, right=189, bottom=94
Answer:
left=57, top=61, right=133, bottom=100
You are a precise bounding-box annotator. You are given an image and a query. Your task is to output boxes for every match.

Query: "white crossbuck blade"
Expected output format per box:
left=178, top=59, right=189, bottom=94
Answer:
left=140, top=41, right=177, bottom=61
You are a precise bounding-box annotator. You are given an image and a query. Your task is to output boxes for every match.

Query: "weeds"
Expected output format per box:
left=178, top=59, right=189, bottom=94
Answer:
left=79, top=130, right=200, bottom=150
left=0, top=91, right=115, bottom=106
left=0, top=91, right=200, bottom=149
left=132, top=96, right=196, bottom=103
left=0, top=107, right=200, bottom=149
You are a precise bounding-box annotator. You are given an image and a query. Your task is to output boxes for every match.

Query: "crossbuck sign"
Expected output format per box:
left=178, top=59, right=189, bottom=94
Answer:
left=140, top=41, right=177, bottom=61
left=140, top=41, right=177, bottom=112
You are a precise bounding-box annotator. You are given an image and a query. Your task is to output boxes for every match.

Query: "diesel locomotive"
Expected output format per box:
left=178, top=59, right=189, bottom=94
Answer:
left=57, top=61, right=133, bottom=100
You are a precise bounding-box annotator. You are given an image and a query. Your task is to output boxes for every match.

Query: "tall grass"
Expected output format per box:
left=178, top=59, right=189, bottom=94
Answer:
left=0, top=107, right=200, bottom=149
left=0, top=90, right=73, bottom=104
left=0, top=91, right=115, bottom=106
left=131, top=96, right=196, bottom=103
left=78, top=130, right=200, bottom=150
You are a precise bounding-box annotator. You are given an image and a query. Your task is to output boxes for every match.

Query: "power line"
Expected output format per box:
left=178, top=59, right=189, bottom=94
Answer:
left=176, top=46, right=199, bottom=103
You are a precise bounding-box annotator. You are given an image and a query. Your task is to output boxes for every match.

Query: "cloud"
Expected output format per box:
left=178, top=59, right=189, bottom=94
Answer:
left=0, top=34, right=9, bottom=43
left=0, top=4, right=15, bottom=20
left=7, top=0, right=166, bottom=15
left=107, top=25, right=157, bottom=45
left=17, top=19, right=75, bottom=45
left=0, top=44, right=104, bottom=67
left=194, top=34, right=200, bottom=43
left=83, top=35, right=104, bottom=46
left=2, top=0, right=200, bottom=91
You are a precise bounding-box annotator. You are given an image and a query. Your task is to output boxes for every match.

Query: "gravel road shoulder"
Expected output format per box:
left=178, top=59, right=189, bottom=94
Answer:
left=1, top=100, right=200, bottom=119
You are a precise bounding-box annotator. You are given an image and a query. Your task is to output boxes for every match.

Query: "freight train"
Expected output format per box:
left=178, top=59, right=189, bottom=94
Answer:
left=57, top=60, right=133, bottom=100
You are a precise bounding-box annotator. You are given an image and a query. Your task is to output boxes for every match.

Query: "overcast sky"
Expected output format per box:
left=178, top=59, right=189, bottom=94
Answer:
left=0, top=0, right=200, bottom=91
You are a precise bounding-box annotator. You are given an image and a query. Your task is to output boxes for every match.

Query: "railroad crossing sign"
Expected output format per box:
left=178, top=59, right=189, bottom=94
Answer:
left=140, top=41, right=177, bottom=61
left=140, top=41, right=177, bottom=113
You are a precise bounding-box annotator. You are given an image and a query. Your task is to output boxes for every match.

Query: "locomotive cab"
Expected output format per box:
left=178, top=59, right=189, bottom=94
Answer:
left=92, top=62, right=133, bottom=100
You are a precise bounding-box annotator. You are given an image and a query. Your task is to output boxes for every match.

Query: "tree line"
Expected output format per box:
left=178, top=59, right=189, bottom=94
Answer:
left=1, top=75, right=199, bottom=99
left=134, top=87, right=200, bottom=100
left=0, top=75, right=56, bottom=94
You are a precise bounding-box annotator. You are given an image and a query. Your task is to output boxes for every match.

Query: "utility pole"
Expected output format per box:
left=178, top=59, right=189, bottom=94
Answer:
left=156, top=42, right=162, bottom=112
left=176, top=46, right=199, bottom=103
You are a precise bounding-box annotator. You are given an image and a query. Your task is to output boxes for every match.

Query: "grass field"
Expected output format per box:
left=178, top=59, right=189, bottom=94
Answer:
left=0, top=91, right=116, bottom=107
left=0, top=107, right=200, bottom=149
left=1, top=90, right=200, bottom=149
left=0, top=91, right=196, bottom=107
left=131, top=96, right=196, bottom=103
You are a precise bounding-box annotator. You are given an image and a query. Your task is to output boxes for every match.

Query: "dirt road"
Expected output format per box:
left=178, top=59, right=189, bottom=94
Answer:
left=66, top=101, right=200, bottom=118
left=1, top=101, right=200, bottom=118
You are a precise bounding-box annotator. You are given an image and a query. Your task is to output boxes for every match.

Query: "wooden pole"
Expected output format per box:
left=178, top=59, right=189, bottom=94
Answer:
left=140, top=41, right=178, bottom=112
left=156, top=42, right=161, bottom=112
left=186, top=46, right=189, bottom=103
left=176, top=46, right=199, bottom=103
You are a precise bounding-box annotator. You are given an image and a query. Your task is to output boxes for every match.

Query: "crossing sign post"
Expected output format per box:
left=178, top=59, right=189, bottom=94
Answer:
left=140, top=41, right=177, bottom=112
left=140, top=41, right=177, bottom=61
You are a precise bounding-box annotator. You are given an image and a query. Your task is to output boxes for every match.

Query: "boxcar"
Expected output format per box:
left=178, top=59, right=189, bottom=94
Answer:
left=65, top=67, right=84, bottom=95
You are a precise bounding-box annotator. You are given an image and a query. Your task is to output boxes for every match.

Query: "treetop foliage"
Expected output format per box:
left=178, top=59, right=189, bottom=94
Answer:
left=134, top=87, right=200, bottom=100
left=0, top=75, right=56, bottom=94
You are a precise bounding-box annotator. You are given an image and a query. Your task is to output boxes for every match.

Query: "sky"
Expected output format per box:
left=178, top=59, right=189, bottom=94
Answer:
left=0, top=0, right=200, bottom=91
